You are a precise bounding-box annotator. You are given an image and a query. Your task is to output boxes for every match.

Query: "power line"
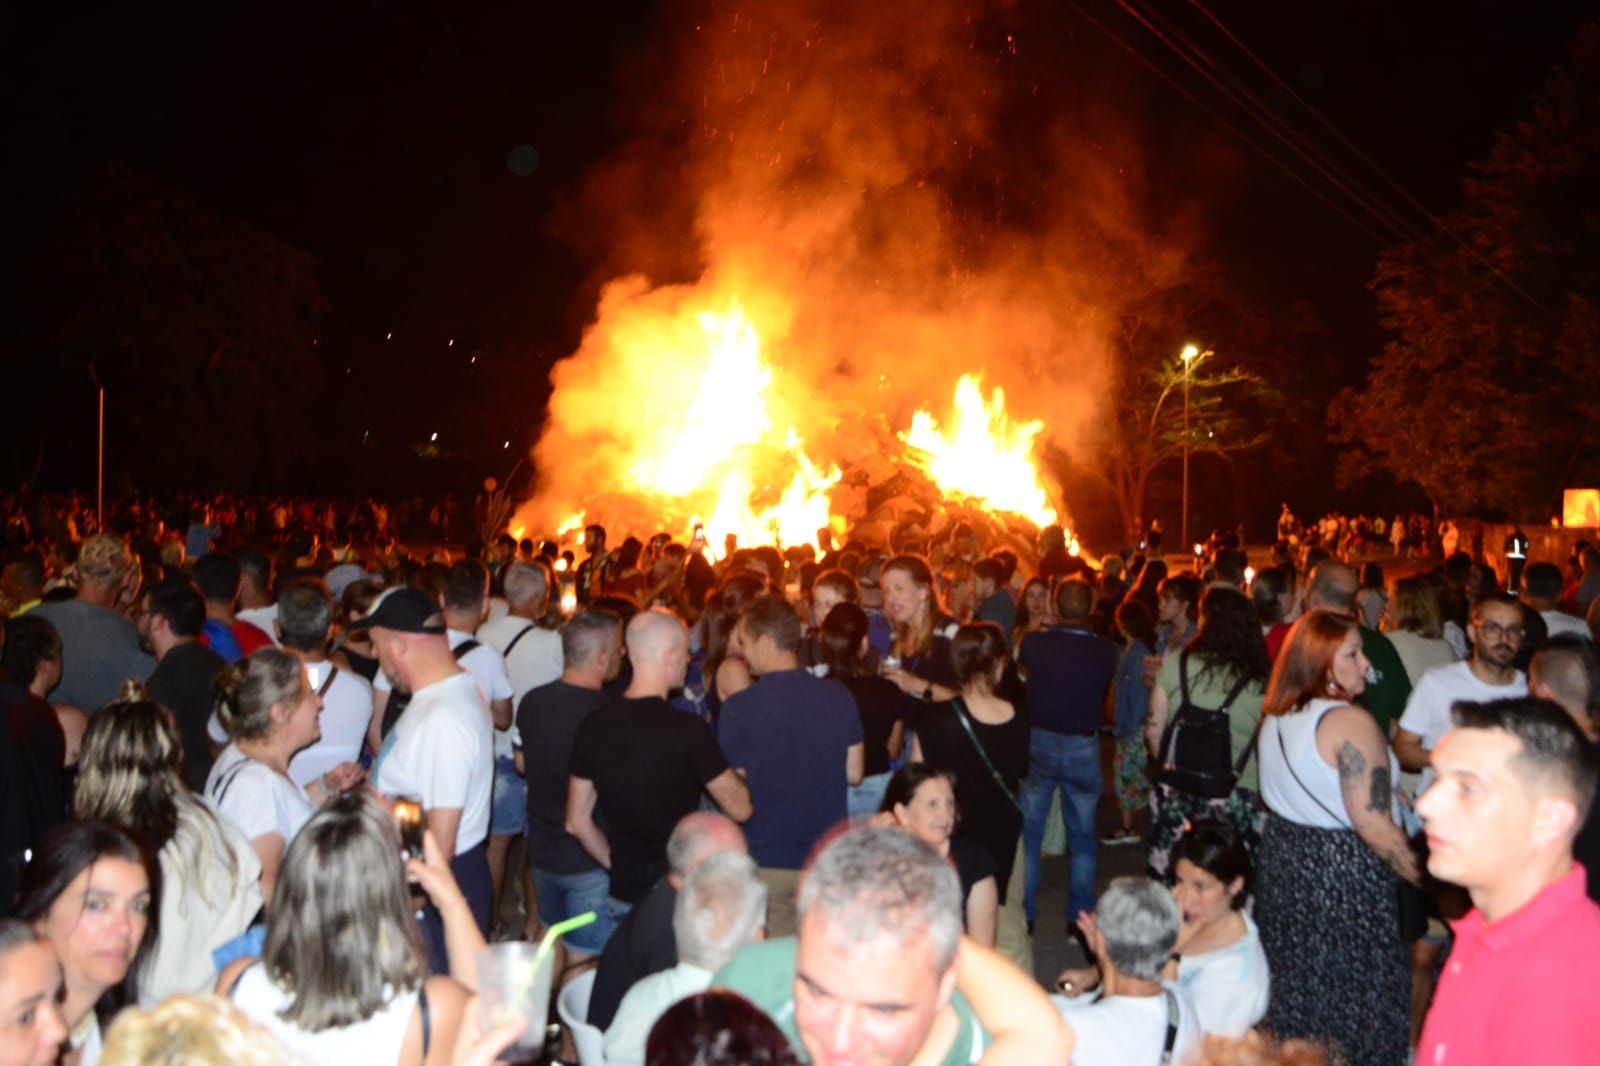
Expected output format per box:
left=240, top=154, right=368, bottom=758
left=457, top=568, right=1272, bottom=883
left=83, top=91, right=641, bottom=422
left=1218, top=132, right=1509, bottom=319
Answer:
left=1178, top=0, right=1553, bottom=315
left=1061, top=0, right=1395, bottom=247
left=1118, top=0, right=1434, bottom=248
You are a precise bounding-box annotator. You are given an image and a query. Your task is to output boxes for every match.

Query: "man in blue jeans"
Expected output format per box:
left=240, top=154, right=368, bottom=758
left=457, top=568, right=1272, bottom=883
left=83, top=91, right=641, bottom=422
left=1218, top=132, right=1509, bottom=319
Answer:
left=1017, top=579, right=1118, bottom=928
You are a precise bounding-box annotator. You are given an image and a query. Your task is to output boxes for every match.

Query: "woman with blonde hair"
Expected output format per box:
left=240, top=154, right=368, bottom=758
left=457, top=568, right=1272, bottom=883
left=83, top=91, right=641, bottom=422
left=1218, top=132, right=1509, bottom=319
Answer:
left=206, top=648, right=363, bottom=907
left=74, top=690, right=261, bottom=1003
left=217, top=792, right=476, bottom=1066
left=1381, top=574, right=1458, bottom=684
left=1254, top=611, right=1418, bottom=1065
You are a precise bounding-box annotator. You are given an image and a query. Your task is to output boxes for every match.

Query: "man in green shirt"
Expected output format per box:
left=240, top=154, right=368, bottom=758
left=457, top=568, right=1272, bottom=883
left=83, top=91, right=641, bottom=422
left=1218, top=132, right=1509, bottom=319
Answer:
left=1307, top=561, right=1411, bottom=734
left=713, top=826, right=1070, bottom=1065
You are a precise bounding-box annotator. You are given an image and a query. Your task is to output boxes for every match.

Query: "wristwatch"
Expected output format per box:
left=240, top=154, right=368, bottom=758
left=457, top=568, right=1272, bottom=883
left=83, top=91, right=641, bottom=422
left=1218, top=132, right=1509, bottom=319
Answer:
left=921, top=683, right=935, bottom=701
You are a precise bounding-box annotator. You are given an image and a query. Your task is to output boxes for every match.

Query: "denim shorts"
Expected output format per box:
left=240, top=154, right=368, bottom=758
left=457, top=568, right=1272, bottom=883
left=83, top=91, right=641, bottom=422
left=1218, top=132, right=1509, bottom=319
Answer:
left=529, top=866, right=616, bottom=954
left=490, top=755, right=527, bottom=836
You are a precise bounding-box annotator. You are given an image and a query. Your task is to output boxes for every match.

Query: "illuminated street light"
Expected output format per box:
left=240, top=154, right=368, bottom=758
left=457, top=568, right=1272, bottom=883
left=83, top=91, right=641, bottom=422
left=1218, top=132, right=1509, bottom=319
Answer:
left=1180, top=343, right=1211, bottom=553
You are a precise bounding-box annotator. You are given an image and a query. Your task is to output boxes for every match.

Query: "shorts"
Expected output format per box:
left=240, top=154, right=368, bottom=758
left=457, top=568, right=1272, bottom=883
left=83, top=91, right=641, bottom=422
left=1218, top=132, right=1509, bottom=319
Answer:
left=529, top=866, right=616, bottom=955
left=490, top=756, right=527, bottom=836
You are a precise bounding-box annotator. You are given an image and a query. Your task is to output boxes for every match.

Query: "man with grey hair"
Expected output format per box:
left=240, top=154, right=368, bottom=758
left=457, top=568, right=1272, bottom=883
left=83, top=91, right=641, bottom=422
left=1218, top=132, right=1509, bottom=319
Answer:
left=478, top=559, right=564, bottom=936
left=1306, top=559, right=1411, bottom=735
left=603, top=850, right=767, bottom=1066
left=588, top=810, right=747, bottom=1029
left=1053, top=877, right=1200, bottom=1065
left=33, top=532, right=153, bottom=710
left=715, top=825, right=1071, bottom=1065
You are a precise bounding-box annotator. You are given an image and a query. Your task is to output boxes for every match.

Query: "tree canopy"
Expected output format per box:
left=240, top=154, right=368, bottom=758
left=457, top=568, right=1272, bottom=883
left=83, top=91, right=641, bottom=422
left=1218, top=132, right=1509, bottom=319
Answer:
left=1332, top=22, right=1600, bottom=519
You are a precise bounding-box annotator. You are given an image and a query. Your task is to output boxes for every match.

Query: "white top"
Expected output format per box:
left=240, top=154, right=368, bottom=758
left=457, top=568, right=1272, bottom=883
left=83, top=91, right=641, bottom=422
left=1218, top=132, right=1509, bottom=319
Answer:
left=1386, top=631, right=1459, bottom=688
left=1397, top=660, right=1527, bottom=792
left=476, top=616, right=562, bottom=759
left=287, top=661, right=374, bottom=788
left=231, top=962, right=419, bottom=1066
left=603, top=962, right=714, bottom=1066
left=374, top=671, right=493, bottom=855
left=1055, top=981, right=1201, bottom=1066
left=205, top=744, right=317, bottom=847
left=1542, top=609, right=1592, bottom=640
left=142, top=801, right=263, bottom=1005
left=1260, top=699, right=1401, bottom=829
left=236, top=604, right=280, bottom=644
left=1174, top=914, right=1270, bottom=1038
left=1442, top=620, right=1469, bottom=661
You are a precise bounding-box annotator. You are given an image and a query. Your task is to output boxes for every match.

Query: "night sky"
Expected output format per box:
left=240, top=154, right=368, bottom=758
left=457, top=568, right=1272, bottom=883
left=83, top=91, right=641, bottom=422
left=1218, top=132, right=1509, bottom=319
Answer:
left=5, top=1, right=1592, bottom=515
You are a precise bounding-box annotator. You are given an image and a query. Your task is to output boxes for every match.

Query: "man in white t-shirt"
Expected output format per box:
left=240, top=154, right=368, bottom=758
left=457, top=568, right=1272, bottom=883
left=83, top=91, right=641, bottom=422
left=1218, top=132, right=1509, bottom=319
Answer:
left=478, top=560, right=564, bottom=936
left=353, top=586, right=494, bottom=966
left=1396, top=593, right=1529, bottom=793
left=1523, top=562, right=1593, bottom=641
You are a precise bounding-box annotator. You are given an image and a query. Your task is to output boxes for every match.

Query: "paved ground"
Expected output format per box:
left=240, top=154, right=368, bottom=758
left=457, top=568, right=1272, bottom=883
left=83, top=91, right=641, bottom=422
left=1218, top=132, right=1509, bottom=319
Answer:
left=1027, top=736, right=1150, bottom=987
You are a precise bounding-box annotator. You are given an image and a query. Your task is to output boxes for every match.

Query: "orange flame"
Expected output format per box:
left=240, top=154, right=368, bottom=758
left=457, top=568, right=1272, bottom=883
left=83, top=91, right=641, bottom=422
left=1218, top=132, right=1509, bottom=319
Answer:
left=901, top=375, right=1060, bottom=528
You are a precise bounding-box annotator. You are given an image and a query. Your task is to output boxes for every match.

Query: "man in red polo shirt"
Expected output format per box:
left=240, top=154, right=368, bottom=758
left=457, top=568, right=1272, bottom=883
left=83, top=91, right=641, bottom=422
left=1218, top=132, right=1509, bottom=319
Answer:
left=1416, top=697, right=1600, bottom=1065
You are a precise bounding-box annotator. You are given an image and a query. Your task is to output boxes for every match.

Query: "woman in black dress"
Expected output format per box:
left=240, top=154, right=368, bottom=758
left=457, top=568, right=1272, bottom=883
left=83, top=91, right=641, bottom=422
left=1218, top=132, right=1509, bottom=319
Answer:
left=910, top=623, right=1029, bottom=904
left=818, top=603, right=912, bottom=818
left=880, top=764, right=998, bottom=946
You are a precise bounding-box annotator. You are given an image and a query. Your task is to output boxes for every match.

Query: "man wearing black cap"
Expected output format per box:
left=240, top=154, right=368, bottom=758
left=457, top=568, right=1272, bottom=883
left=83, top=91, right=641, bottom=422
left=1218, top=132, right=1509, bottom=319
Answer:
left=354, top=587, right=495, bottom=961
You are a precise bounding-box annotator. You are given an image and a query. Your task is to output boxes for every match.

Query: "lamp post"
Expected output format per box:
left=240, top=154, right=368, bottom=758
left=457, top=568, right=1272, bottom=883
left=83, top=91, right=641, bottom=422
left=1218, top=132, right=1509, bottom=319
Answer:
left=1180, top=344, right=1201, bottom=553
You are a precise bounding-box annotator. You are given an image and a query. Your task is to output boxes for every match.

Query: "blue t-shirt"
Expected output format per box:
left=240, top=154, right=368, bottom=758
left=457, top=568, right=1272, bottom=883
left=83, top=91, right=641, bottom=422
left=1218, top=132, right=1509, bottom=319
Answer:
left=1018, top=625, right=1119, bottom=736
left=718, top=668, right=864, bottom=869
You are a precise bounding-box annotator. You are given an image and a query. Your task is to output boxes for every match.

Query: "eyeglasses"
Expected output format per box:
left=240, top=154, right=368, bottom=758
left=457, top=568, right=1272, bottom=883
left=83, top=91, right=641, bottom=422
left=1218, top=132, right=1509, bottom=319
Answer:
left=1477, top=621, right=1524, bottom=640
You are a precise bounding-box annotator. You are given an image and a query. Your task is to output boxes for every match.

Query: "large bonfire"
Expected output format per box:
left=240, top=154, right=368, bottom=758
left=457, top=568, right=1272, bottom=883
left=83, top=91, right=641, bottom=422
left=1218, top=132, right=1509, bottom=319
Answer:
left=512, top=280, right=1073, bottom=555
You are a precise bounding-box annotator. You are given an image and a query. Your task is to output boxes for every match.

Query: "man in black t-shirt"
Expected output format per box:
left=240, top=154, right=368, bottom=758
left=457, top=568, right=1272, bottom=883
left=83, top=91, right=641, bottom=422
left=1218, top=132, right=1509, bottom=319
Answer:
left=567, top=610, right=752, bottom=923
left=139, top=578, right=227, bottom=788
left=1531, top=638, right=1600, bottom=901
left=514, top=609, right=623, bottom=958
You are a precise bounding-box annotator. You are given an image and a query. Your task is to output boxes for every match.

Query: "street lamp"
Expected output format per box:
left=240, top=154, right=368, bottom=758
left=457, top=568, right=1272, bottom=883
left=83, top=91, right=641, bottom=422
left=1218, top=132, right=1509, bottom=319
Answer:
left=1179, top=344, right=1205, bottom=553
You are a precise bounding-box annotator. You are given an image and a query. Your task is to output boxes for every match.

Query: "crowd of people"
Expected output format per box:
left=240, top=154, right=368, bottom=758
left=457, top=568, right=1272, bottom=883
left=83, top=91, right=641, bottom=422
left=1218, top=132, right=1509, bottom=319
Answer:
left=2, top=496, right=1599, bottom=1066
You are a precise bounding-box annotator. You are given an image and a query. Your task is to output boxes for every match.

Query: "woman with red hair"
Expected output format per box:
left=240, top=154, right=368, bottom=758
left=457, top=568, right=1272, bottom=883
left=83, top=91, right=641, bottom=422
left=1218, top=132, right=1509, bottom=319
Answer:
left=1254, top=611, right=1419, bottom=1065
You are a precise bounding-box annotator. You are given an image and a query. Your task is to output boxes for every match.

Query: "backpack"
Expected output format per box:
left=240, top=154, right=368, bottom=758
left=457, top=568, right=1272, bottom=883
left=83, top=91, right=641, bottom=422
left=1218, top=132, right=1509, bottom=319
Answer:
left=1155, top=648, right=1257, bottom=799
left=379, top=639, right=481, bottom=741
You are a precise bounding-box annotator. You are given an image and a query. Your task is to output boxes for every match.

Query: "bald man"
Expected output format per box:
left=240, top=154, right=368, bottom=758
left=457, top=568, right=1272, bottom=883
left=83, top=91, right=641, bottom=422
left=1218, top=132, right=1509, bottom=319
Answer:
left=1306, top=560, right=1412, bottom=735
left=567, top=609, right=753, bottom=935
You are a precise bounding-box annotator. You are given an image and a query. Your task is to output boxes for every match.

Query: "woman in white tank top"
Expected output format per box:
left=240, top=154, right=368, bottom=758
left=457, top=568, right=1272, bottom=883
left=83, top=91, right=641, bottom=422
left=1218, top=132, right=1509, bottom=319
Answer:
left=1254, top=611, right=1422, bottom=1066
left=217, top=793, right=478, bottom=1066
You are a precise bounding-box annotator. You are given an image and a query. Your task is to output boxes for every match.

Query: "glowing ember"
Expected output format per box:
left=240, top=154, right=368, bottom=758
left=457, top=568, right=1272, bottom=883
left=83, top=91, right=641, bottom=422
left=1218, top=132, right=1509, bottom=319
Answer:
left=901, top=375, right=1060, bottom=528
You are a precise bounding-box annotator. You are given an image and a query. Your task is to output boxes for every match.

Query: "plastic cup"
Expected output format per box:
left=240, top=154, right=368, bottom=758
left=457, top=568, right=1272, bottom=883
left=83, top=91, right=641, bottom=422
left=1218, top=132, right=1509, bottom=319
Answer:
left=476, top=942, right=555, bottom=1063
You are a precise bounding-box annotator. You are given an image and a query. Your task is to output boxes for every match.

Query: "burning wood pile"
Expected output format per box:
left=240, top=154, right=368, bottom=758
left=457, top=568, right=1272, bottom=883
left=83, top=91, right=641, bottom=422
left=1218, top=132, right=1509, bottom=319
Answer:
left=512, top=291, right=1077, bottom=560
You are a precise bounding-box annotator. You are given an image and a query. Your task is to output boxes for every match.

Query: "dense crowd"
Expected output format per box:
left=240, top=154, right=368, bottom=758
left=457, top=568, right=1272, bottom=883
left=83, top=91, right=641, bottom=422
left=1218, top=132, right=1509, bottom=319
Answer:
left=2, top=499, right=1599, bottom=1066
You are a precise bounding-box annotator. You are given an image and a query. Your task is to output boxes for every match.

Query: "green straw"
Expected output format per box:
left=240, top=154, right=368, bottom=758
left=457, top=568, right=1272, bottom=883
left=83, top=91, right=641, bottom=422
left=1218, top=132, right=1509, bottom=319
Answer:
left=531, top=910, right=597, bottom=972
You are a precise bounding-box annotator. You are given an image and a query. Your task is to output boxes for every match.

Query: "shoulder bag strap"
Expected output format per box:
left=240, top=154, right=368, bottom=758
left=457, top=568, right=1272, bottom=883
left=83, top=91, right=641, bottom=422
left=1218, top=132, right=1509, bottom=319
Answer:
left=1274, top=718, right=1347, bottom=827
left=1159, top=986, right=1180, bottom=1066
left=419, top=981, right=432, bottom=1057
left=501, top=623, right=537, bottom=659
left=949, top=698, right=1022, bottom=814
left=316, top=665, right=339, bottom=698
left=452, top=639, right=481, bottom=660
left=210, top=758, right=254, bottom=808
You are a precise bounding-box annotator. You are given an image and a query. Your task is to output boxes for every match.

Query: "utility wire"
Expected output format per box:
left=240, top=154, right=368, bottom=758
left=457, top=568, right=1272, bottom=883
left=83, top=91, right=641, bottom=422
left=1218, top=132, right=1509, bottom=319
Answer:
left=1179, top=0, right=1552, bottom=314
left=1061, top=0, right=1395, bottom=247
left=1118, top=0, right=1433, bottom=248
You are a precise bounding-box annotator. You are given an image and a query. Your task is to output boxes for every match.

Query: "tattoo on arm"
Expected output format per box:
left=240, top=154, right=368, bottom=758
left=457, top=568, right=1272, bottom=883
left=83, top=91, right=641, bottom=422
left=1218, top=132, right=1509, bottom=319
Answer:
left=1367, top=766, right=1393, bottom=814
left=1336, top=740, right=1367, bottom=784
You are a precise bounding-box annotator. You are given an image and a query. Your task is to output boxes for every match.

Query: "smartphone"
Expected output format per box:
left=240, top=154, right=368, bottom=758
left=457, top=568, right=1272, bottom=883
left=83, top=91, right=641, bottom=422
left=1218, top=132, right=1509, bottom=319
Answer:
left=391, top=795, right=424, bottom=861
left=691, top=523, right=707, bottom=550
